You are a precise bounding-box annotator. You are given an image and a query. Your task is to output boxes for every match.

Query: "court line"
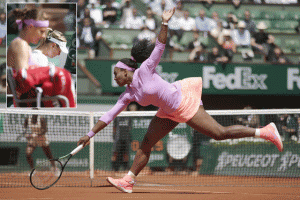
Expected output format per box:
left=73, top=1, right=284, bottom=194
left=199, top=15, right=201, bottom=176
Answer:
left=135, top=187, right=233, bottom=194
left=135, top=187, right=300, bottom=197
left=27, top=198, right=53, bottom=200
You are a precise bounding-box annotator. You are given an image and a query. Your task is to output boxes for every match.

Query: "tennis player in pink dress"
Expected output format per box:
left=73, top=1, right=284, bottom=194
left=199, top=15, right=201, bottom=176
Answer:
left=77, top=8, right=283, bottom=193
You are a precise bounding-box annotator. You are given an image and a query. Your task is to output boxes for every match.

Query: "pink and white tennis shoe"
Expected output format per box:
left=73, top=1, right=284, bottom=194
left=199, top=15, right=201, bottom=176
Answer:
left=107, top=175, right=135, bottom=193
left=260, top=122, right=283, bottom=152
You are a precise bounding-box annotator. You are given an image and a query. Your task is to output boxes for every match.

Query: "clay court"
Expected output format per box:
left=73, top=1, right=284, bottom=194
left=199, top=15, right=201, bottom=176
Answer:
left=1, top=172, right=300, bottom=200
left=2, top=185, right=300, bottom=200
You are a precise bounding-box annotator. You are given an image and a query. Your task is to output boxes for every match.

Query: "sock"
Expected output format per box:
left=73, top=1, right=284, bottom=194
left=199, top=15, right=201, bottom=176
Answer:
left=255, top=129, right=261, bottom=138
left=127, top=171, right=136, bottom=180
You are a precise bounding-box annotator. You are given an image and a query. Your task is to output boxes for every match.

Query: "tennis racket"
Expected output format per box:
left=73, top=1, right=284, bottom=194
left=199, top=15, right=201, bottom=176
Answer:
left=30, top=144, right=84, bottom=190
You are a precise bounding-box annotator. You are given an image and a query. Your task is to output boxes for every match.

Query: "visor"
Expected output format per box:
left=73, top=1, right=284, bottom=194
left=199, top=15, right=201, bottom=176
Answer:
left=48, top=37, right=69, bottom=54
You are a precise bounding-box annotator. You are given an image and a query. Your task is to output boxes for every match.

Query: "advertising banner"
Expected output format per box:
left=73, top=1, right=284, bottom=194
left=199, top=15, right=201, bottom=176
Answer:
left=200, top=140, right=300, bottom=177
left=86, top=60, right=300, bottom=95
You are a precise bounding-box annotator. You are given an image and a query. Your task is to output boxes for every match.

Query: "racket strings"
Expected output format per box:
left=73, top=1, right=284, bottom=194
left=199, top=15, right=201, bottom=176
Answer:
left=30, top=160, right=63, bottom=189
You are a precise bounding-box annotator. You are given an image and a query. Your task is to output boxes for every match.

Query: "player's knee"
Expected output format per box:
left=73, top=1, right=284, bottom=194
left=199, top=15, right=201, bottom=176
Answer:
left=211, top=128, right=227, bottom=140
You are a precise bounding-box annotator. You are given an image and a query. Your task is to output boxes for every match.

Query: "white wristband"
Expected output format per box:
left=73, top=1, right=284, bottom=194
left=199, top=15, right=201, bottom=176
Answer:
left=162, top=22, right=168, bottom=26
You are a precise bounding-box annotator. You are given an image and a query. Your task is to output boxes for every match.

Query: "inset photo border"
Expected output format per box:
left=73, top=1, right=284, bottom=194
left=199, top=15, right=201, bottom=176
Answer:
left=6, top=3, right=77, bottom=108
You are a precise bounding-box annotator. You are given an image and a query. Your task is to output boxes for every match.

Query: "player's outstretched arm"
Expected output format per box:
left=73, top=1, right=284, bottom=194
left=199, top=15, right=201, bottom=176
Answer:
left=77, top=120, right=108, bottom=147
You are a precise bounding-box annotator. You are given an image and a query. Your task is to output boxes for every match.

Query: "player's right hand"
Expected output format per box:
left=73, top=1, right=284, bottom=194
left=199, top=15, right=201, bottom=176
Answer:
left=77, top=135, right=90, bottom=147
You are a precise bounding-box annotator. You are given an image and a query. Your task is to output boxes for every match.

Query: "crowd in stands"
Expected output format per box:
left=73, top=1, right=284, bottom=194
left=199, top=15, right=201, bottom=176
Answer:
left=77, top=0, right=300, bottom=64
left=0, top=10, right=5, bottom=46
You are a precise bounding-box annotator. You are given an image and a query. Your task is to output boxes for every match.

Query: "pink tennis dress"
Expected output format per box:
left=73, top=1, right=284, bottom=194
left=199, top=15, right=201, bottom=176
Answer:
left=156, top=77, right=203, bottom=123
left=100, top=39, right=203, bottom=124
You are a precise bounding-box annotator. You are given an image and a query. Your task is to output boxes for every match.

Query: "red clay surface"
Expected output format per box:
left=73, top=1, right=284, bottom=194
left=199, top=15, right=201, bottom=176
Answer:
left=1, top=186, right=300, bottom=200
left=2, top=171, right=300, bottom=200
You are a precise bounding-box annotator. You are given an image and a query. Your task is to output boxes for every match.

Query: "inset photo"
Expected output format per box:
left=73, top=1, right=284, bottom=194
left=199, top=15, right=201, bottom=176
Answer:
left=6, top=3, right=77, bottom=108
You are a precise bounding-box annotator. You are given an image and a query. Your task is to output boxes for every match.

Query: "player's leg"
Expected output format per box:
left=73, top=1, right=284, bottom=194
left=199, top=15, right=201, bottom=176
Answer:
left=130, top=116, right=179, bottom=176
left=186, top=106, right=283, bottom=151
left=41, top=145, right=56, bottom=168
left=107, top=116, right=179, bottom=193
left=26, top=145, right=36, bottom=170
left=39, top=135, right=56, bottom=168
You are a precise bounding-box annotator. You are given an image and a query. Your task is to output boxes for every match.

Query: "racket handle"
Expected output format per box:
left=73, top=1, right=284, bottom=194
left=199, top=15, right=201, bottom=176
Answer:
left=70, top=144, right=84, bottom=156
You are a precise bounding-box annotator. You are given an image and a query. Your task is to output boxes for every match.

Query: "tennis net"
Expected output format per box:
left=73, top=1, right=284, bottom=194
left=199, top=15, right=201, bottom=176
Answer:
left=1, top=109, right=300, bottom=188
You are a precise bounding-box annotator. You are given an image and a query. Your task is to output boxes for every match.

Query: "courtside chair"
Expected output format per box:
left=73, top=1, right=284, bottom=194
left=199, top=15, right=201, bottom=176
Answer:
left=7, top=67, right=69, bottom=108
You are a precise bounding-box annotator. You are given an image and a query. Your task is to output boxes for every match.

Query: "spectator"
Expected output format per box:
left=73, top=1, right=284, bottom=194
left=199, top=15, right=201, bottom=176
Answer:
left=135, top=26, right=156, bottom=44
left=103, top=0, right=118, bottom=25
left=149, top=0, right=175, bottom=17
left=232, top=21, right=253, bottom=60
left=125, top=7, right=144, bottom=29
left=78, top=8, right=95, bottom=28
left=251, top=21, right=275, bottom=58
left=295, top=20, right=300, bottom=34
left=89, top=3, right=103, bottom=26
left=236, top=105, right=260, bottom=128
left=232, top=0, right=242, bottom=9
left=168, top=7, right=183, bottom=41
left=144, top=8, right=157, bottom=31
left=79, top=18, right=102, bottom=58
left=187, top=30, right=207, bottom=51
left=220, top=29, right=236, bottom=52
left=150, top=0, right=165, bottom=17
left=119, top=0, right=134, bottom=27
left=207, top=46, right=229, bottom=64
left=189, top=46, right=207, bottom=62
left=268, top=47, right=293, bottom=64
left=63, top=4, right=76, bottom=32
left=174, top=0, right=184, bottom=19
left=232, top=21, right=251, bottom=47
left=280, top=114, right=299, bottom=141
left=201, top=0, right=214, bottom=10
left=209, top=11, right=222, bottom=30
left=0, top=62, right=5, bottom=93
left=223, top=12, right=238, bottom=30
left=210, top=20, right=224, bottom=41
left=0, top=11, right=6, bottom=45
left=77, top=0, right=88, bottom=22
left=167, top=30, right=184, bottom=52
left=219, top=29, right=236, bottom=63
left=195, top=9, right=213, bottom=32
left=244, top=10, right=256, bottom=36
left=178, top=10, right=196, bottom=32
left=111, top=0, right=121, bottom=9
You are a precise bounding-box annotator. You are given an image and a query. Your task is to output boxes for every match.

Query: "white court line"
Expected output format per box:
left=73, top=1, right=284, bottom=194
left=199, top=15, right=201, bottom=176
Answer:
left=135, top=187, right=233, bottom=194
left=27, top=198, right=53, bottom=200
left=134, top=187, right=300, bottom=197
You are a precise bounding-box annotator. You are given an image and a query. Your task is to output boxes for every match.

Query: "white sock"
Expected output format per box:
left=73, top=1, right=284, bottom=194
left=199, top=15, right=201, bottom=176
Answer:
left=127, top=171, right=136, bottom=180
left=255, top=129, right=261, bottom=138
